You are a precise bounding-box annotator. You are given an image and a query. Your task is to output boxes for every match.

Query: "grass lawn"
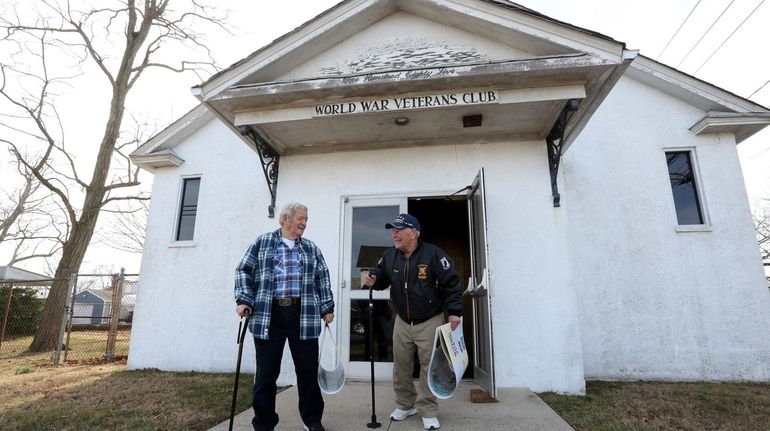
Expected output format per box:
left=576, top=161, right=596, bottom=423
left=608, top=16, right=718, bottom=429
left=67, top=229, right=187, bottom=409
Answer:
left=0, top=329, right=131, bottom=373
left=2, top=359, right=769, bottom=430
left=540, top=380, right=770, bottom=431
left=0, top=361, right=253, bottom=431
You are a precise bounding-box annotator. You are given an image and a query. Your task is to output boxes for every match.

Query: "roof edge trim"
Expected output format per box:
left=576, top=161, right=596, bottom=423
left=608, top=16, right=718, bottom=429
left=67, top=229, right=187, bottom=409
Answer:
left=130, top=105, right=214, bottom=158
left=630, top=56, right=770, bottom=114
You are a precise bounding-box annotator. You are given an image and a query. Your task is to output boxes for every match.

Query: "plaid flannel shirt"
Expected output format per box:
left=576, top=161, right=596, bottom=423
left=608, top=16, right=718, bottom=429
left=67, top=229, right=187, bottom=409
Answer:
left=235, top=229, right=334, bottom=340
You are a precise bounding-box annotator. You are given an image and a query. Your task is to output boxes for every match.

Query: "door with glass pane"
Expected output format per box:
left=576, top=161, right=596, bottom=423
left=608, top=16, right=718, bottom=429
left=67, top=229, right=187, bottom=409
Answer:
left=466, top=168, right=496, bottom=398
left=341, top=197, right=407, bottom=379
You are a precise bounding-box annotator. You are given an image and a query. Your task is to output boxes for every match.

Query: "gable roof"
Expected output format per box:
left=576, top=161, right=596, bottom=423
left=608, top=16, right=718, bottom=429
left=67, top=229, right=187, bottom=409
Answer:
left=131, top=0, right=769, bottom=168
left=628, top=56, right=770, bottom=143
left=131, top=105, right=211, bottom=169
left=0, top=266, right=52, bottom=282
left=196, top=0, right=624, bottom=98
left=188, top=0, right=638, bottom=157
left=194, top=0, right=628, bottom=100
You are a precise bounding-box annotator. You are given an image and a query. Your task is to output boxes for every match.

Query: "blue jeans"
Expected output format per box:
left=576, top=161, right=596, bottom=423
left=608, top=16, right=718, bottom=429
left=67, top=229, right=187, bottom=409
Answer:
left=251, top=304, right=323, bottom=431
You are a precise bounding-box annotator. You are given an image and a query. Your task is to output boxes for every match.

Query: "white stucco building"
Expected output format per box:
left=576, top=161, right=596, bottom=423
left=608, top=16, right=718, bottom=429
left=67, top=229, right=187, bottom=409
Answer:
left=128, top=0, right=770, bottom=395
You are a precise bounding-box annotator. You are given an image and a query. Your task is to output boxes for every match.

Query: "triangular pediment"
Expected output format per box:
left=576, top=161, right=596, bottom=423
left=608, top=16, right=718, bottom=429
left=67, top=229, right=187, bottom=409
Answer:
left=198, top=0, right=625, bottom=98
left=187, top=0, right=636, bottom=158
left=257, top=10, right=581, bottom=83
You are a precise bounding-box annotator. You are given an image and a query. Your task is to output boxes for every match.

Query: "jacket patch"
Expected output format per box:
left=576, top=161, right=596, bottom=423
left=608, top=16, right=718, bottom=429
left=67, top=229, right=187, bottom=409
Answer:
left=417, top=264, right=429, bottom=280
left=440, top=257, right=451, bottom=270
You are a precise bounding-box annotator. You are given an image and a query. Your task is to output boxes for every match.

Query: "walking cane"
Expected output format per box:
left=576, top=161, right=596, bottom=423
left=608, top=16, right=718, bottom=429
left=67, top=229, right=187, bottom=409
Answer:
left=229, top=308, right=251, bottom=431
left=367, top=285, right=381, bottom=428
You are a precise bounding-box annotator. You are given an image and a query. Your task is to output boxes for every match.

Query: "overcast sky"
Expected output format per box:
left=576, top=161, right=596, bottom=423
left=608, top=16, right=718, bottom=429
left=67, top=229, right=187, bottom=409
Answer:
left=2, top=0, right=768, bottom=273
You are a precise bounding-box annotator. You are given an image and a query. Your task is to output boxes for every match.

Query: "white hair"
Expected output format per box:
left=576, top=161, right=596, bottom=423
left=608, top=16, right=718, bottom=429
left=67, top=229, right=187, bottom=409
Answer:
left=279, top=202, right=308, bottom=225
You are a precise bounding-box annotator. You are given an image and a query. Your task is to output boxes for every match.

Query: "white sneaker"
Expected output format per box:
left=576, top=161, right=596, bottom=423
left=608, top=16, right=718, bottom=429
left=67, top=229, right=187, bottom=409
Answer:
left=422, top=417, right=440, bottom=430
left=390, top=407, right=417, bottom=421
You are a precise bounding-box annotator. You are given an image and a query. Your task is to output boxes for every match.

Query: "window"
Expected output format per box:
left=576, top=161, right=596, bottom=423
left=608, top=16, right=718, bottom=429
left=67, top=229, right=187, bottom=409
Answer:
left=176, top=177, right=200, bottom=241
left=665, top=151, right=704, bottom=225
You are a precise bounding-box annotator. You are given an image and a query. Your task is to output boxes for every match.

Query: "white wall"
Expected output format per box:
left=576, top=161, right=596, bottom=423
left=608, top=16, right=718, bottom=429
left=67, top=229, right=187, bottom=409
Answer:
left=279, top=140, right=585, bottom=394
left=128, top=117, right=586, bottom=393
left=129, top=74, right=770, bottom=395
left=128, top=119, right=268, bottom=373
left=564, top=75, right=770, bottom=381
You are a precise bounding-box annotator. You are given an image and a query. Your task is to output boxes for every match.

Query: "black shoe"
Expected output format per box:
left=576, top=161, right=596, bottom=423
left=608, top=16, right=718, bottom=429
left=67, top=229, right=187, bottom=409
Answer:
left=303, top=423, right=325, bottom=431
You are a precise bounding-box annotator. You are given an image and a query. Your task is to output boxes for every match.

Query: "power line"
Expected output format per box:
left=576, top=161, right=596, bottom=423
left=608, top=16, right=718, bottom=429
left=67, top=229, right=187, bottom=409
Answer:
left=676, top=0, right=736, bottom=68
left=748, top=80, right=770, bottom=99
left=694, top=0, right=766, bottom=74
left=657, top=0, right=703, bottom=59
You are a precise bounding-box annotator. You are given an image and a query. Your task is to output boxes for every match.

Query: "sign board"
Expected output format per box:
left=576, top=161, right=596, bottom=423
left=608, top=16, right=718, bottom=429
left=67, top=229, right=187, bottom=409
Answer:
left=314, top=90, right=499, bottom=117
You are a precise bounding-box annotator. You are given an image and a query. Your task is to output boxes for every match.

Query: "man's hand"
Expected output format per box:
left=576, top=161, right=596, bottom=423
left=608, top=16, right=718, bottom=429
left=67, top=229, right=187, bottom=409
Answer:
left=236, top=304, right=251, bottom=317
left=323, top=313, right=335, bottom=324
left=363, top=273, right=376, bottom=287
left=449, top=315, right=461, bottom=330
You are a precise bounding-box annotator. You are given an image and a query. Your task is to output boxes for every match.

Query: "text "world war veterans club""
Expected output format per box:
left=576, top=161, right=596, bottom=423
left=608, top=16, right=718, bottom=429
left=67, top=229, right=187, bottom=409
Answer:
left=313, top=90, right=498, bottom=117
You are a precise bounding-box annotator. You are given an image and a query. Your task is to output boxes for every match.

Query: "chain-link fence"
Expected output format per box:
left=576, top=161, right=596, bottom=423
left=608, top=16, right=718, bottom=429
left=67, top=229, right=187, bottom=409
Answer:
left=0, top=271, right=137, bottom=370
left=0, top=279, right=57, bottom=370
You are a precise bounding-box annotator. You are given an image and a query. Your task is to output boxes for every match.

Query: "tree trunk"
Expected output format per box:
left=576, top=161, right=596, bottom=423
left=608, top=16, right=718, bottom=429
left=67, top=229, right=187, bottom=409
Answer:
left=28, top=220, right=95, bottom=351
left=27, top=23, right=133, bottom=353
left=24, top=0, right=187, bottom=352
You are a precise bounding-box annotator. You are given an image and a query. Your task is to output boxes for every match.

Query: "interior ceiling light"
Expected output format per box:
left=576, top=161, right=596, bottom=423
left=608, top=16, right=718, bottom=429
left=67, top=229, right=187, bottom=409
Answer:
left=394, top=116, right=410, bottom=126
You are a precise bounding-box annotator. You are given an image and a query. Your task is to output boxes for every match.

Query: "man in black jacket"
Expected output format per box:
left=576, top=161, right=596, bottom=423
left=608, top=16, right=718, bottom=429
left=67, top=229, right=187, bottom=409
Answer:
left=364, top=213, right=462, bottom=430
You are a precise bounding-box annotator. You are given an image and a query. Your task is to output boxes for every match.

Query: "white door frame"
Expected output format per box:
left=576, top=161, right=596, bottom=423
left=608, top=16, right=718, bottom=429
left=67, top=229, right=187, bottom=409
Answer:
left=339, top=195, right=407, bottom=380
left=337, top=187, right=494, bottom=385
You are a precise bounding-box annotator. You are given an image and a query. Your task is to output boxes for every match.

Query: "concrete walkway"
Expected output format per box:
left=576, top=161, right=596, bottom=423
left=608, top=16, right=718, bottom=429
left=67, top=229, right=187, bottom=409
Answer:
left=210, top=381, right=574, bottom=431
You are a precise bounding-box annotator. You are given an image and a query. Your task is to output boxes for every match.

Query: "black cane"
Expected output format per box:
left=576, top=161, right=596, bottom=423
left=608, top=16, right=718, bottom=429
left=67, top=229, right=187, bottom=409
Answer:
left=229, top=309, right=251, bottom=431
left=367, top=285, right=381, bottom=428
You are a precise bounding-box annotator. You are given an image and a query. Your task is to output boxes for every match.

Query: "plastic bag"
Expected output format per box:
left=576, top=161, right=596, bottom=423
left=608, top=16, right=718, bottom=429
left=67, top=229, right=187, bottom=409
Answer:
left=317, top=323, right=345, bottom=394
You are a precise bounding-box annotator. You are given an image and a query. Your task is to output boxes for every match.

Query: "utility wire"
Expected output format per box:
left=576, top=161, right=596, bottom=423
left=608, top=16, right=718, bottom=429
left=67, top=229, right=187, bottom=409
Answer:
left=748, top=79, right=770, bottom=99
left=657, top=0, right=703, bottom=59
left=676, top=0, right=736, bottom=68
left=694, top=0, right=766, bottom=74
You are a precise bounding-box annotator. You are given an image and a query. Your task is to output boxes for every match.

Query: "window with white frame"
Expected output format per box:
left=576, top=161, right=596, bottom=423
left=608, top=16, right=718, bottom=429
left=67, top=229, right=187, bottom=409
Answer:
left=176, top=177, right=201, bottom=241
left=665, top=151, right=704, bottom=225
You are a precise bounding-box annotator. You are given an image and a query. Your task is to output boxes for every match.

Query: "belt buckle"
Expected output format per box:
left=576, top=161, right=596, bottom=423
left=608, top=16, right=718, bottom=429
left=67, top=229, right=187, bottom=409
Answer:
left=277, top=297, right=292, bottom=306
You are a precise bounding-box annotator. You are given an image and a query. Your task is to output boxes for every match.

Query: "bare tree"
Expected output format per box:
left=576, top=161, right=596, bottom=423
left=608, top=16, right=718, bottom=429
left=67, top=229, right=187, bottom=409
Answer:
left=755, top=204, right=769, bottom=263
left=0, top=0, right=224, bottom=351
left=0, top=159, right=65, bottom=267
left=96, top=197, right=150, bottom=254
left=0, top=164, right=37, bottom=245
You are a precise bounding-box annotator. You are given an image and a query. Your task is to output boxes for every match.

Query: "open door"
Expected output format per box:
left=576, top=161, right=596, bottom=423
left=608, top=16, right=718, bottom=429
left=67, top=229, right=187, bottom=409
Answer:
left=466, top=168, right=496, bottom=398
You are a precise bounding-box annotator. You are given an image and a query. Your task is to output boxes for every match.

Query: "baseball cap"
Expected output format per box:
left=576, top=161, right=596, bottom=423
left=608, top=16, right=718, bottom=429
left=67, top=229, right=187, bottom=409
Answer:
left=385, top=213, right=421, bottom=231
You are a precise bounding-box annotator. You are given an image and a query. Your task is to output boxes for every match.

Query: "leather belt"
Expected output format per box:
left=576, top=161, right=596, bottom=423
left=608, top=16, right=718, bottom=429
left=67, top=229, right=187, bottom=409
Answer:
left=401, top=313, right=436, bottom=326
left=273, top=297, right=301, bottom=306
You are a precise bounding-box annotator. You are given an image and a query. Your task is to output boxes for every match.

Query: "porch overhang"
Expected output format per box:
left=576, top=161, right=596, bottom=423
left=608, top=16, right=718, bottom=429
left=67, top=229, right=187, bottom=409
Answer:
left=131, top=149, right=185, bottom=170
left=689, top=112, right=770, bottom=144
left=201, top=52, right=636, bottom=156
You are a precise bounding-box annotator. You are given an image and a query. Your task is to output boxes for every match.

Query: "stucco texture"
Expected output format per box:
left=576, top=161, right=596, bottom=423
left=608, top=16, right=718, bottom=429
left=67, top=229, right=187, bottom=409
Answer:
left=564, top=76, right=770, bottom=382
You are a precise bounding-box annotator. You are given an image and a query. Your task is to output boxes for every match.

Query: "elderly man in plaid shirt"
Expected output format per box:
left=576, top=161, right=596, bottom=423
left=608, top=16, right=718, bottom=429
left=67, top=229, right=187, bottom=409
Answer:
left=235, top=202, right=335, bottom=431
